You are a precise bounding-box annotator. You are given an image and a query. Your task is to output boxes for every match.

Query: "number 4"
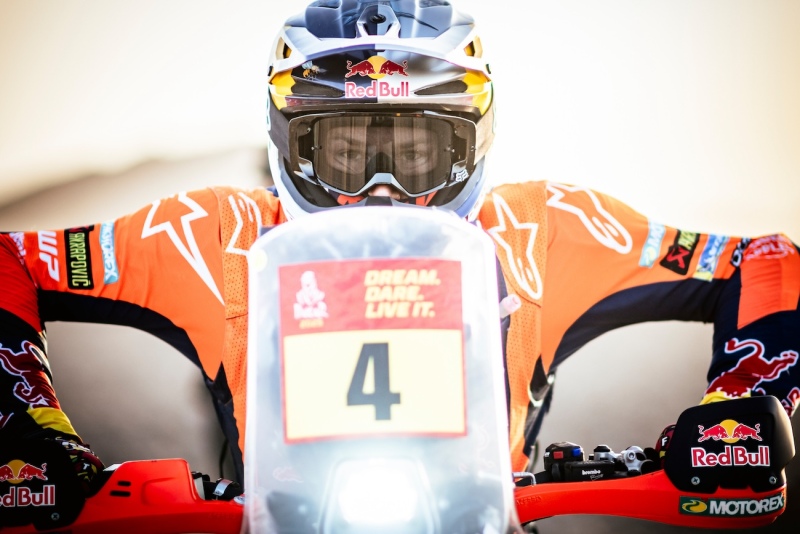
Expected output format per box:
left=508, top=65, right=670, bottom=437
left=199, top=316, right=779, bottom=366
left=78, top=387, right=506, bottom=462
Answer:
left=347, top=342, right=401, bottom=420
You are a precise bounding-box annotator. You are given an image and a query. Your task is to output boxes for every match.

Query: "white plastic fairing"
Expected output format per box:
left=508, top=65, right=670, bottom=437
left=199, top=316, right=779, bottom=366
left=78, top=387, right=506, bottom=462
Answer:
left=244, top=205, right=521, bottom=533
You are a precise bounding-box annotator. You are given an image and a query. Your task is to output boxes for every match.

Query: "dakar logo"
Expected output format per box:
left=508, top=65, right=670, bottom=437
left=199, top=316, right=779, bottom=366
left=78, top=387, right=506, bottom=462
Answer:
left=272, top=465, right=303, bottom=483
left=293, top=270, right=328, bottom=321
left=697, top=419, right=762, bottom=443
left=0, top=461, right=47, bottom=484
left=345, top=56, right=409, bottom=79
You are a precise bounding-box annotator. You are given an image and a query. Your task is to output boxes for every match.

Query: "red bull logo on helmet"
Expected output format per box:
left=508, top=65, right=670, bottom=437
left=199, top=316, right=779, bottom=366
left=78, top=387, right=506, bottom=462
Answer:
left=345, top=56, right=409, bottom=79
left=344, top=56, right=411, bottom=99
left=0, top=461, right=55, bottom=508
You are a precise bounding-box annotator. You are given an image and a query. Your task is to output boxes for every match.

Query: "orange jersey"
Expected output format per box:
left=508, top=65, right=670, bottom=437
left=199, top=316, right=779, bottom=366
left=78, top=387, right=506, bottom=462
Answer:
left=1, top=181, right=798, bottom=477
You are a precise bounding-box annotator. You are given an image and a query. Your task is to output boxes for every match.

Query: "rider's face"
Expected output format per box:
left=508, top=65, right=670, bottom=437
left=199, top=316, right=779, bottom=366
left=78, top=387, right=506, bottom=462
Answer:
left=322, top=124, right=440, bottom=197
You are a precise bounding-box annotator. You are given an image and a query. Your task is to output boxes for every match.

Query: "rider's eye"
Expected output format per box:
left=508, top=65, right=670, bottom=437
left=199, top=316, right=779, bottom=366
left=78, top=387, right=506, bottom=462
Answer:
left=399, top=150, right=424, bottom=162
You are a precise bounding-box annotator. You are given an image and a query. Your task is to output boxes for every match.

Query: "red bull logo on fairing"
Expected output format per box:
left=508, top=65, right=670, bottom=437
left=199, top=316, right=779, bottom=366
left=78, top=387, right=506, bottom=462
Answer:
left=344, top=56, right=411, bottom=99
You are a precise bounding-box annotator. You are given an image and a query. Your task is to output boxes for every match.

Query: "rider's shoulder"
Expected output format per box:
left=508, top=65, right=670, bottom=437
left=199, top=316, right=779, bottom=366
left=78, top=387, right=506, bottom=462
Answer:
left=479, top=180, right=549, bottom=213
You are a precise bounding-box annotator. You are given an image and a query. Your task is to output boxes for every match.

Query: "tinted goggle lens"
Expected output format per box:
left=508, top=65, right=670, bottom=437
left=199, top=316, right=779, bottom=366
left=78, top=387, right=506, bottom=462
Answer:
left=291, top=114, right=474, bottom=196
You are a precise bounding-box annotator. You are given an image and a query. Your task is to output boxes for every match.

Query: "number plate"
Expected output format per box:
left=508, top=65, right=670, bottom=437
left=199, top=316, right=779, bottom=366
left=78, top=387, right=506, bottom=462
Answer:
left=279, top=258, right=465, bottom=442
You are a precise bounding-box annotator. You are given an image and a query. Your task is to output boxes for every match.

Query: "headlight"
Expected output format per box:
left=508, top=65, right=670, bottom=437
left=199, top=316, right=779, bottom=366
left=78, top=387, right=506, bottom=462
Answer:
left=322, top=458, right=436, bottom=534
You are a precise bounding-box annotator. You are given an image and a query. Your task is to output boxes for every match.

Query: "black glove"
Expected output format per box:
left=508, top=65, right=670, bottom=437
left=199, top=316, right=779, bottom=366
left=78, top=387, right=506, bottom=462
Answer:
left=49, top=435, right=106, bottom=495
left=0, top=431, right=104, bottom=529
left=655, top=424, right=676, bottom=467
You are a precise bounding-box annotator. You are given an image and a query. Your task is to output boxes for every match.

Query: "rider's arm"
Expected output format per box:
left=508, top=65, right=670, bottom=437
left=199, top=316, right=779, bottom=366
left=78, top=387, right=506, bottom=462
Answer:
left=0, top=233, right=104, bottom=492
left=0, top=186, right=283, bottom=486
left=538, top=181, right=800, bottom=416
left=701, top=234, right=800, bottom=414
left=0, top=232, right=77, bottom=438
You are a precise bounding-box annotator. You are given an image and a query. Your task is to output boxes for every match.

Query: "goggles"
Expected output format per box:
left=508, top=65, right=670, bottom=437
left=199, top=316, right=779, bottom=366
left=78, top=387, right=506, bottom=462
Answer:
left=288, top=112, right=477, bottom=198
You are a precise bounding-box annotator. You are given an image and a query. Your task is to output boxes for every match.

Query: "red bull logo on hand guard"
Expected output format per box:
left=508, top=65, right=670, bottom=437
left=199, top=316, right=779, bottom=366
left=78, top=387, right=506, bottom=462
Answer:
left=693, top=419, right=770, bottom=468
left=0, top=461, right=48, bottom=484
left=345, top=56, right=411, bottom=98
left=0, top=461, right=55, bottom=508
left=697, top=420, right=762, bottom=443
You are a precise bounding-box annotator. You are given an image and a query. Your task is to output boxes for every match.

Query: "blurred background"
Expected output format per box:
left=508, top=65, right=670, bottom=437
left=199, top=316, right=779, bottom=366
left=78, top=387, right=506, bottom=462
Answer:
left=0, top=1, right=797, bottom=532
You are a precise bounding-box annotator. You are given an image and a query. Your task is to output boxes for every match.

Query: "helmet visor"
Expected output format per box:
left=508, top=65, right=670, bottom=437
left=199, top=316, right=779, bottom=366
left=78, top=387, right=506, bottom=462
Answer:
left=290, top=113, right=476, bottom=197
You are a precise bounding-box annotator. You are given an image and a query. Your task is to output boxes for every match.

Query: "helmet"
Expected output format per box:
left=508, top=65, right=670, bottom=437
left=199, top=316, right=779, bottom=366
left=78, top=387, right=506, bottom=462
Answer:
left=266, top=0, right=495, bottom=220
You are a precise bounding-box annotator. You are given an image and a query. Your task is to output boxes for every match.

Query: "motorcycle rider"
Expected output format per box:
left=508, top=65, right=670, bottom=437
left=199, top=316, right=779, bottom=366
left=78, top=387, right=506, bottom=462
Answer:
left=0, top=0, right=798, bottom=499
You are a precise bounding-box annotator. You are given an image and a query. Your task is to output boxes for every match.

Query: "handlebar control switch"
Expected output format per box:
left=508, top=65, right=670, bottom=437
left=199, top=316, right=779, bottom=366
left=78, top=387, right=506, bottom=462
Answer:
left=591, top=444, right=617, bottom=463
left=543, top=442, right=616, bottom=482
left=620, top=445, right=647, bottom=475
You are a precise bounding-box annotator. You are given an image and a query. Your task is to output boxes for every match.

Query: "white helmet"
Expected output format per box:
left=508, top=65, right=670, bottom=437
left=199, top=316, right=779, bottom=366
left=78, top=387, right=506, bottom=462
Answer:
left=266, top=0, right=495, bottom=220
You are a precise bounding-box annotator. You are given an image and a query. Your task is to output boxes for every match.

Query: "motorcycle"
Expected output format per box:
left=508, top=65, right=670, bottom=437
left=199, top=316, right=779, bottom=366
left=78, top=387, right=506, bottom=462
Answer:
left=0, top=206, right=794, bottom=533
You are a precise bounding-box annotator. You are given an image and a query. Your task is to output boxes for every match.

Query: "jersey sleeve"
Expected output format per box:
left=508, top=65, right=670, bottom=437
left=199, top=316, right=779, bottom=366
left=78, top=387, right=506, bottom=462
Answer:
left=0, top=188, right=233, bottom=440
left=0, top=232, right=79, bottom=439
left=18, top=189, right=229, bottom=375
left=540, top=182, right=800, bottom=415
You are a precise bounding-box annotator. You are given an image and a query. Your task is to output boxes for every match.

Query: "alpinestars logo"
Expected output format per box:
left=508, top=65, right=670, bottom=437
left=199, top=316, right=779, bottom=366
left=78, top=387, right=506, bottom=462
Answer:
left=486, top=193, right=542, bottom=300
left=141, top=192, right=223, bottom=304
left=225, top=192, right=263, bottom=256
left=545, top=183, right=633, bottom=254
